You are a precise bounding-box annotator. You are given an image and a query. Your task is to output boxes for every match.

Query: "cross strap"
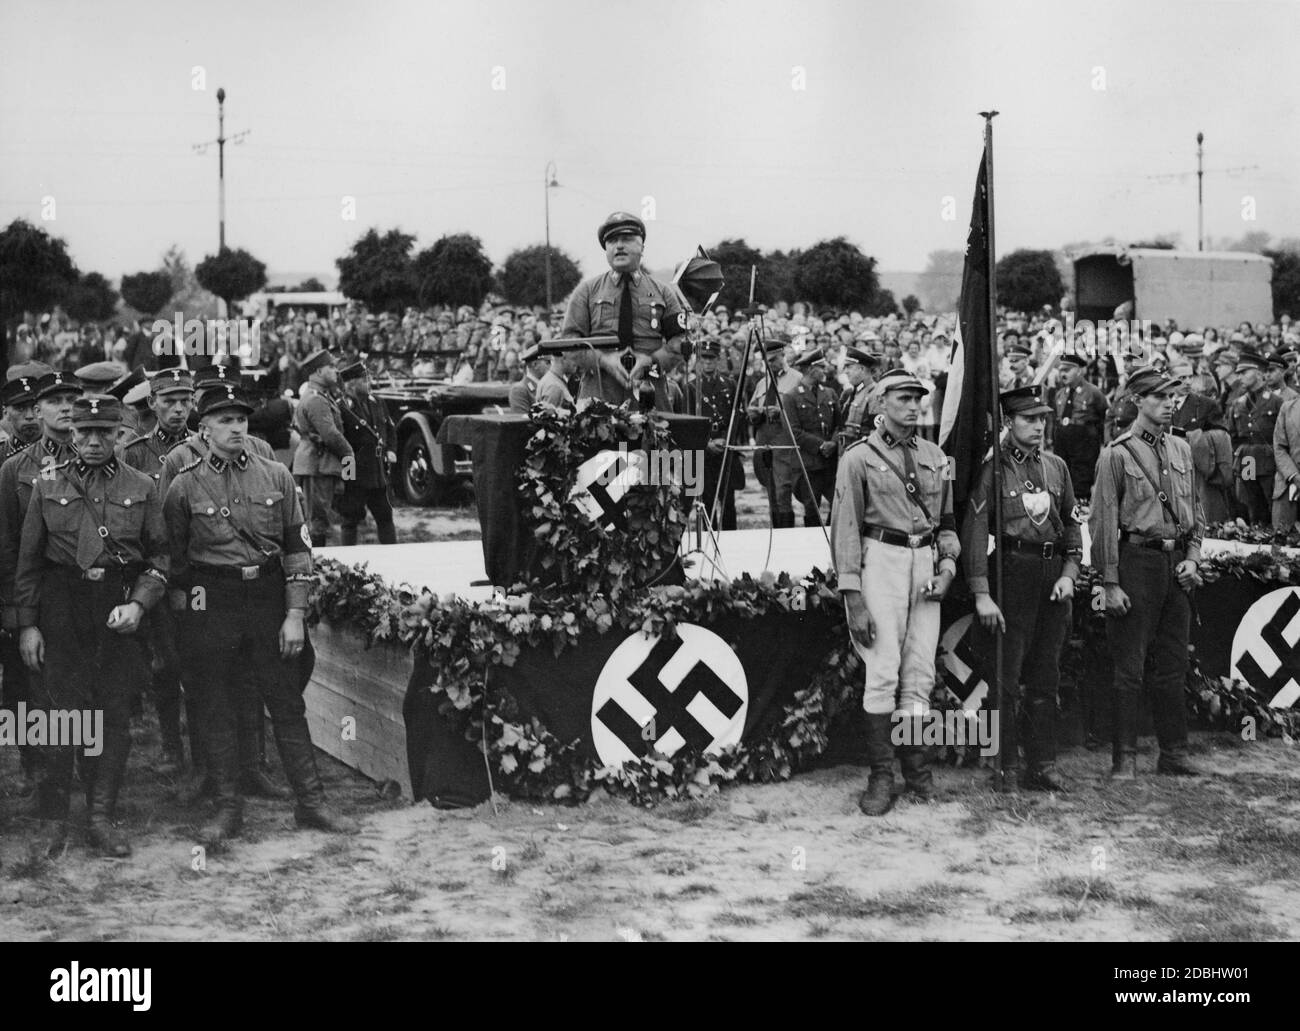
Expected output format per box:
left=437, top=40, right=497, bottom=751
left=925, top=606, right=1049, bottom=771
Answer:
left=55, top=466, right=130, bottom=566
left=184, top=464, right=277, bottom=559
left=865, top=440, right=934, bottom=524
left=1118, top=439, right=1182, bottom=532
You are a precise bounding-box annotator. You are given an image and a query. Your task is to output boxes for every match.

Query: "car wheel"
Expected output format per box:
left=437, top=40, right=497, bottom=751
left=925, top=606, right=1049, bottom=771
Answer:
left=400, top=431, right=449, bottom=506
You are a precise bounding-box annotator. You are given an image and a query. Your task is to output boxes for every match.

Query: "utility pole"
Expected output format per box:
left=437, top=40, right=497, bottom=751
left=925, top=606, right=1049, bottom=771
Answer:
left=218, top=87, right=227, bottom=251
left=1196, top=131, right=1204, bottom=252
left=544, top=161, right=559, bottom=309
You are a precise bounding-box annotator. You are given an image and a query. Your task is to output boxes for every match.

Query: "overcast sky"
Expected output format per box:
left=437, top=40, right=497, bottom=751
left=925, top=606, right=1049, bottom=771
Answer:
left=2, top=0, right=1295, bottom=285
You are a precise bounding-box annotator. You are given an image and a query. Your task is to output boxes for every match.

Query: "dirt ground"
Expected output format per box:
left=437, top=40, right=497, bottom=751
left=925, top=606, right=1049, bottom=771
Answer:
left=2, top=483, right=1298, bottom=942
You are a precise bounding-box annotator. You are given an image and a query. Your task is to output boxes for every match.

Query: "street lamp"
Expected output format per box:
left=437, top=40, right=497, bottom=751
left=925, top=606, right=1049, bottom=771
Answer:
left=544, top=160, right=559, bottom=309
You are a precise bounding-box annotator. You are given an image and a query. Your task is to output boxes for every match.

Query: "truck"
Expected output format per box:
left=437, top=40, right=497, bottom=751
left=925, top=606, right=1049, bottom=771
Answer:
left=1072, top=247, right=1274, bottom=328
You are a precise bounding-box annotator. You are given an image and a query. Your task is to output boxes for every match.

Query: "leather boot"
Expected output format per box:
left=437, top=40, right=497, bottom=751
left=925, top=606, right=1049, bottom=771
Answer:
left=275, top=718, right=359, bottom=834
left=239, top=702, right=288, bottom=799
left=1024, top=697, right=1068, bottom=791
left=991, top=698, right=1021, bottom=793
left=1151, top=680, right=1201, bottom=776
left=1156, top=754, right=1204, bottom=776
left=33, top=781, right=71, bottom=858
left=1111, top=689, right=1140, bottom=781
left=857, top=713, right=896, bottom=816
left=377, top=521, right=397, bottom=545
left=898, top=715, right=935, bottom=800
left=85, top=734, right=132, bottom=858
left=154, top=681, right=185, bottom=775
left=340, top=525, right=359, bottom=547
left=198, top=713, right=243, bottom=848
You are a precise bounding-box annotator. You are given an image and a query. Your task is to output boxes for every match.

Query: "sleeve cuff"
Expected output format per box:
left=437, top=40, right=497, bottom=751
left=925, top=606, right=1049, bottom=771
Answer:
left=128, top=576, right=165, bottom=611
left=1103, top=565, right=1119, bottom=583
left=967, top=577, right=990, bottom=594
left=837, top=572, right=862, bottom=593
left=285, top=581, right=310, bottom=610
left=15, top=607, right=37, bottom=628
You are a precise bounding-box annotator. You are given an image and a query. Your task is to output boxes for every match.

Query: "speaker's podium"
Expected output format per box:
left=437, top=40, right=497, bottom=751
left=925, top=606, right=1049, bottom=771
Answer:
left=438, top=405, right=708, bottom=588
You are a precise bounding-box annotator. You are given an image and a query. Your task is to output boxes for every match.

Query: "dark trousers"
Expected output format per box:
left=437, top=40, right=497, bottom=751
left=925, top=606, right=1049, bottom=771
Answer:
left=1106, top=544, right=1192, bottom=763
left=972, top=551, right=1072, bottom=770
left=753, top=448, right=782, bottom=523
left=700, top=454, right=737, bottom=531
left=33, top=568, right=145, bottom=811
left=337, top=484, right=395, bottom=544
left=1054, top=425, right=1101, bottom=499
left=1, top=631, right=36, bottom=774
left=297, top=475, right=340, bottom=546
left=787, top=465, right=834, bottom=526
left=178, top=572, right=322, bottom=807
left=145, top=606, right=188, bottom=758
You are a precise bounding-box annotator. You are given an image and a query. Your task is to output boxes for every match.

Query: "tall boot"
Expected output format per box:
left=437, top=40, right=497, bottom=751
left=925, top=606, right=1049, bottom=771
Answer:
left=898, top=714, right=935, bottom=800
left=857, top=713, right=896, bottom=816
left=86, top=732, right=132, bottom=857
left=340, top=524, right=359, bottom=547
left=239, top=700, right=288, bottom=799
left=376, top=521, right=397, bottom=545
left=198, top=714, right=243, bottom=848
left=33, top=780, right=71, bottom=858
left=1110, top=689, right=1140, bottom=781
left=153, top=672, right=185, bottom=775
left=274, top=717, right=359, bottom=834
left=1024, top=697, right=1069, bottom=792
left=1151, top=679, right=1203, bottom=776
left=992, top=697, right=1022, bottom=793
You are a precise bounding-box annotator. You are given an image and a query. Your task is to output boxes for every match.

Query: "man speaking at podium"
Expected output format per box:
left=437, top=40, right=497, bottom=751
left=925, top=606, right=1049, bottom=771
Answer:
left=559, top=211, right=690, bottom=409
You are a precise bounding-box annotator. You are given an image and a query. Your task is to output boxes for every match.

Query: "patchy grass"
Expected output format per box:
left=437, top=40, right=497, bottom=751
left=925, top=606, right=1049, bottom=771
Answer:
left=519, top=838, right=544, bottom=863
left=434, top=880, right=468, bottom=893
left=713, top=909, right=760, bottom=927
left=658, top=800, right=716, bottom=825
left=1151, top=885, right=1285, bottom=942
left=351, top=921, right=403, bottom=942
left=787, top=881, right=969, bottom=925
left=677, top=883, right=718, bottom=899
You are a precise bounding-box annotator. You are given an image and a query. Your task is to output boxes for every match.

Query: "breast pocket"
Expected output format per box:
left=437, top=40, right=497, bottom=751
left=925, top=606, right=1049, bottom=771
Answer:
left=42, top=493, right=83, bottom=534
left=916, top=457, right=947, bottom=504
left=1169, top=453, right=1194, bottom=503
left=189, top=500, right=236, bottom=546
left=249, top=490, right=285, bottom=536
left=106, top=492, right=148, bottom=540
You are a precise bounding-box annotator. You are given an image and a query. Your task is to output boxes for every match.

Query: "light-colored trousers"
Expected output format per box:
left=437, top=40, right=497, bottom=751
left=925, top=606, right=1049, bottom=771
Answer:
left=850, top=541, right=941, bottom=717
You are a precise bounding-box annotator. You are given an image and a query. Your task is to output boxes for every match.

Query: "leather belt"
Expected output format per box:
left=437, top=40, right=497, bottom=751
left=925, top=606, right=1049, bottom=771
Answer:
left=190, top=557, right=282, bottom=581
left=1122, top=532, right=1188, bottom=552
left=1001, top=538, right=1063, bottom=559
left=862, top=525, right=934, bottom=549
left=51, top=563, right=141, bottom=582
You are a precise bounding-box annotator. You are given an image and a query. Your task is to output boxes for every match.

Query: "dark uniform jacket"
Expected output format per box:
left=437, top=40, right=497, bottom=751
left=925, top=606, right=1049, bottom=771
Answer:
left=507, top=373, right=541, bottom=415
left=960, top=443, right=1083, bottom=595
left=13, top=457, right=169, bottom=627
left=120, top=425, right=190, bottom=490
left=339, top=392, right=394, bottom=490
left=1227, top=386, right=1293, bottom=477
left=0, top=437, right=78, bottom=629
left=838, top=380, right=879, bottom=447
left=1050, top=379, right=1108, bottom=444
left=780, top=381, right=841, bottom=472
left=292, top=388, right=353, bottom=478
left=686, top=371, right=746, bottom=489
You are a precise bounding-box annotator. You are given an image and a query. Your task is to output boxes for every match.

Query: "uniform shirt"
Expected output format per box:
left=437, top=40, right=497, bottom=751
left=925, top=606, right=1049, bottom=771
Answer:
left=163, top=449, right=313, bottom=609
left=536, top=368, right=574, bottom=408
left=1273, top=396, right=1300, bottom=490
left=839, top=380, right=879, bottom=444
left=1088, top=425, right=1205, bottom=583
left=781, top=380, right=841, bottom=470
left=339, top=391, right=394, bottom=490
left=559, top=269, right=687, bottom=354
left=292, top=388, right=354, bottom=477
left=747, top=369, right=800, bottom=446
left=158, top=432, right=274, bottom=497
left=830, top=425, right=960, bottom=593
left=507, top=372, right=541, bottom=414
left=686, top=371, right=738, bottom=438
left=0, top=436, right=78, bottom=626
left=121, top=424, right=190, bottom=490
left=13, top=457, right=168, bottom=626
left=1052, top=379, right=1108, bottom=431
left=1227, top=387, right=1290, bottom=447
left=960, top=443, right=1083, bottom=595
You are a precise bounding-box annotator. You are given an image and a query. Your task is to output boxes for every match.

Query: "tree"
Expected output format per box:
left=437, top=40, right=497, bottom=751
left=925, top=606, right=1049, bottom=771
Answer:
left=901, top=294, right=921, bottom=316
left=289, top=277, right=327, bottom=293
left=120, top=270, right=175, bottom=317
left=62, top=271, right=119, bottom=323
left=764, top=249, right=798, bottom=305
left=916, top=250, right=964, bottom=313
left=336, top=228, right=417, bottom=312
left=996, top=249, right=1063, bottom=313
left=196, top=246, right=268, bottom=311
left=865, top=288, right=899, bottom=318
left=413, top=233, right=495, bottom=308
left=792, top=237, right=879, bottom=310
left=708, top=239, right=770, bottom=310
left=498, top=245, right=581, bottom=308
left=1264, top=248, right=1300, bottom=320
left=0, top=219, right=79, bottom=362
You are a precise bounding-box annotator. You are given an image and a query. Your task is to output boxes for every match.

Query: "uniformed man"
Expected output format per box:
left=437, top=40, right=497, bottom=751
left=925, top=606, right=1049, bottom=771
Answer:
left=1001, top=337, right=1034, bottom=390
left=685, top=339, right=744, bottom=530
left=1089, top=366, right=1206, bottom=779
left=837, top=347, right=880, bottom=450
left=72, top=360, right=129, bottom=395
left=119, top=367, right=195, bottom=773
left=508, top=345, right=550, bottom=414
left=1226, top=351, right=1284, bottom=524
left=1050, top=352, right=1108, bottom=500
left=536, top=351, right=577, bottom=408
left=0, top=363, right=48, bottom=457
left=831, top=369, right=960, bottom=815
left=245, top=371, right=295, bottom=468
left=292, top=350, right=354, bottom=547
left=337, top=360, right=397, bottom=545
left=778, top=351, right=841, bottom=527
left=963, top=386, right=1082, bottom=793
left=164, top=383, right=358, bottom=846
left=746, top=338, right=799, bottom=527
left=559, top=212, right=690, bottom=409
left=16, top=395, right=168, bottom=857
left=108, top=366, right=153, bottom=440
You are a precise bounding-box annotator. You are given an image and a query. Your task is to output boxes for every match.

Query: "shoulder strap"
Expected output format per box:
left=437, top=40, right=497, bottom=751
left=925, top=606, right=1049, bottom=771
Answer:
left=181, top=461, right=276, bottom=558
left=1118, top=439, right=1182, bottom=531
left=864, top=440, right=934, bottom=524
left=54, top=465, right=130, bottom=565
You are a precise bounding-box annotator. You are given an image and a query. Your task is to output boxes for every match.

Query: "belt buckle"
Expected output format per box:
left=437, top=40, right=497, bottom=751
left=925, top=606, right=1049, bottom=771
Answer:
left=240, top=565, right=260, bottom=580
left=84, top=568, right=105, bottom=582
left=1042, top=542, right=1055, bottom=559
left=907, top=533, right=923, bottom=548
left=1161, top=539, right=1175, bottom=552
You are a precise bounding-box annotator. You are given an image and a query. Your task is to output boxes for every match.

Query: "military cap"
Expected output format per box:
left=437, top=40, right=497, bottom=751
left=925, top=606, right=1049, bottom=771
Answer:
left=71, top=393, right=123, bottom=429
left=151, top=367, right=194, bottom=396
left=843, top=347, right=878, bottom=368
left=1000, top=384, right=1052, bottom=417
left=33, top=370, right=83, bottom=401
left=73, top=360, right=129, bottom=389
left=192, top=363, right=240, bottom=389
left=1235, top=350, right=1268, bottom=373
left=338, top=360, right=368, bottom=382
left=597, top=211, right=646, bottom=247
left=520, top=344, right=542, bottom=362
left=1057, top=350, right=1089, bottom=368
left=1265, top=351, right=1288, bottom=370
left=697, top=339, right=721, bottom=358
left=877, top=369, right=930, bottom=395
left=1125, top=365, right=1180, bottom=396
left=1212, top=350, right=1238, bottom=370
left=1003, top=341, right=1032, bottom=359
left=106, top=365, right=148, bottom=401
left=0, top=374, right=41, bottom=407
left=299, top=350, right=335, bottom=377
left=241, top=370, right=270, bottom=393
left=6, top=361, right=52, bottom=383
left=760, top=337, right=789, bottom=355
left=123, top=379, right=152, bottom=407
left=197, top=383, right=256, bottom=417
left=794, top=350, right=828, bottom=370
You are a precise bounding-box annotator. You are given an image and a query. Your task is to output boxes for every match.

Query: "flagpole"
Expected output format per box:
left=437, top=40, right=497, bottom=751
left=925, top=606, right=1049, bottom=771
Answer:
left=980, top=109, right=1005, bottom=790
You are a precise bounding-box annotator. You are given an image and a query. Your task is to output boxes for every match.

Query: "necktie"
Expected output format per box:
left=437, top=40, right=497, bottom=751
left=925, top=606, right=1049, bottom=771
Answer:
left=618, top=274, right=634, bottom=348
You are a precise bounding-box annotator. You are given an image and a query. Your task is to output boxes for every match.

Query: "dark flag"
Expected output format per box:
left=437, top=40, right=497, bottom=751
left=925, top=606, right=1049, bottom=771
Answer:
left=939, top=152, right=995, bottom=519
